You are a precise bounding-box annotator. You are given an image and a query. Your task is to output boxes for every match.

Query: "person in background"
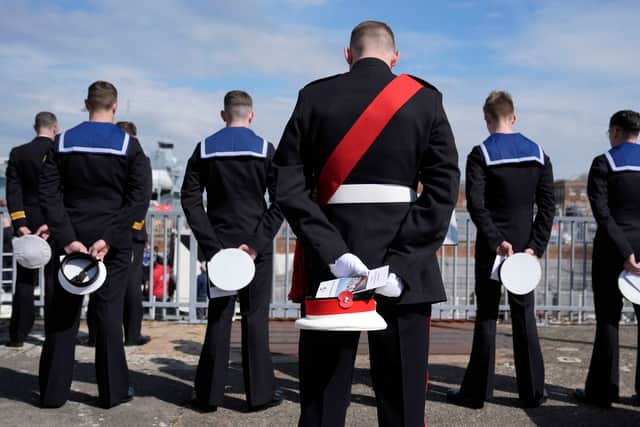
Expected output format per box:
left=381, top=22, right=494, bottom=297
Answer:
left=447, top=90, right=555, bottom=409
left=5, top=112, right=57, bottom=347
left=85, top=121, right=152, bottom=347
left=575, top=110, right=640, bottom=408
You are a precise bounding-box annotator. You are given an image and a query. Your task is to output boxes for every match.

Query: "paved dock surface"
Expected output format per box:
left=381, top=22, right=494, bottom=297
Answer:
left=0, top=319, right=638, bottom=426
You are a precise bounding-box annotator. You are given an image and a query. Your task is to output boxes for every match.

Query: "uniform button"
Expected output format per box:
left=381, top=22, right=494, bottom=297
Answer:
left=338, top=291, right=354, bottom=309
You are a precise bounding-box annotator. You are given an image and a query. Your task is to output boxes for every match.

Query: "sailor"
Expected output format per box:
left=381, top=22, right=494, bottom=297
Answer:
left=181, top=90, right=284, bottom=412
left=85, top=121, right=152, bottom=347
left=447, top=90, right=555, bottom=409
left=575, top=110, right=640, bottom=408
left=5, top=112, right=57, bottom=347
left=273, top=21, right=459, bottom=426
left=38, top=81, right=151, bottom=408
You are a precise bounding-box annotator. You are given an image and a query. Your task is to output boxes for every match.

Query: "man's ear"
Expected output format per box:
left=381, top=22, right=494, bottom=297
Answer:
left=248, top=111, right=255, bottom=124
left=112, top=101, right=118, bottom=115
left=344, top=47, right=353, bottom=66
left=220, top=110, right=226, bottom=123
left=84, top=99, right=91, bottom=112
left=484, top=114, right=492, bottom=125
left=511, top=114, right=517, bottom=125
left=390, top=50, right=400, bottom=69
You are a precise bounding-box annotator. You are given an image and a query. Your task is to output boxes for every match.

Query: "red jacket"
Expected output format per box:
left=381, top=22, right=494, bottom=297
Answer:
left=153, top=263, right=171, bottom=299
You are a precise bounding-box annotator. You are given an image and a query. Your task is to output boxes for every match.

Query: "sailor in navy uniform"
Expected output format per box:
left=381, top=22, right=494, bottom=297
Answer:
left=5, top=112, right=58, bottom=347
left=575, top=110, right=640, bottom=408
left=181, top=90, right=283, bottom=412
left=274, top=22, right=459, bottom=426
left=447, top=91, right=555, bottom=409
left=38, top=81, right=151, bottom=409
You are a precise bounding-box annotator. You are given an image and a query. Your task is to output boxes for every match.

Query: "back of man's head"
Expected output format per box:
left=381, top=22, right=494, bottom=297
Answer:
left=349, top=20, right=396, bottom=59
left=609, top=110, right=640, bottom=139
left=483, top=91, right=515, bottom=122
left=116, top=121, right=138, bottom=136
left=224, top=90, right=253, bottom=122
left=86, top=81, right=118, bottom=111
left=34, top=111, right=57, bottom=132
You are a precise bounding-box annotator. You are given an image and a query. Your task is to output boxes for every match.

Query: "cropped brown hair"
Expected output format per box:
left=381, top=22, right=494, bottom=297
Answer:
left=224, top=90, right=253, bottom=120
left=350, top=20, right=395, bottom=56
left=116, top=121, right=137, bottom=136
left=86, top=81, right=118, bottom=111
left=483, top=91, right=514, bottom=121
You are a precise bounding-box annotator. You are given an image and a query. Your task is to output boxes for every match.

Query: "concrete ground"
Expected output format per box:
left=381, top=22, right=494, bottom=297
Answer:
left=0, top=319, right=638, bottom=427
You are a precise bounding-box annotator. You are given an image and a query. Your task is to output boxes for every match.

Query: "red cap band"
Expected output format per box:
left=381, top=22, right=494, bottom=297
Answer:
left=305, top=295, right=376, bottom=316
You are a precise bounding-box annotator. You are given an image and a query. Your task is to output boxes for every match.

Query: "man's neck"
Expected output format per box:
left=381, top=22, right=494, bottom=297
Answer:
left=226, top=122, right=250, bottom=128
left=612, top=138, right=638, bottom=147
left=36, top=132, right=54, bottom=140
left=89, top=111, right=115, bottom=123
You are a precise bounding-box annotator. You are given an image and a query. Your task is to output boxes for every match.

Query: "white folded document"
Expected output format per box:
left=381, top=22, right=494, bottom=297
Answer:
left=315, top=265, right=389, bottom=298
left=491, top=255, right=506, bottom=281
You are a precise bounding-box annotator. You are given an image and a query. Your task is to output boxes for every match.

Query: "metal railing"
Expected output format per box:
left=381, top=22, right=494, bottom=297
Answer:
left=0, top=210, right=637, bottom=324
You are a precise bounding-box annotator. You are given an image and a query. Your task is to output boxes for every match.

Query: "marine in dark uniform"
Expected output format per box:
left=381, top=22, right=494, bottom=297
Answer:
left=38, top=81, right=151, bottom=409
left=181, top=90, right=284, bottom=412
left=5, top=112, right=57, bottom=347
left=86, top=121, right=151, bottom=347
left=447, top=91, right=555, bottom=409
left=575, top=110, right=640, bottom=408
left=273, top=21, right=459, bottom=427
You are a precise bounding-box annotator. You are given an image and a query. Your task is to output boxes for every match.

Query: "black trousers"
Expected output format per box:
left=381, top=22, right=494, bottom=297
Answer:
left=298, top=297, right=431, bottom=427
left=123, top=241, right=145, bottom=343
left=87, top=241, right=145, bottom=343
left=584, top=250, right=640, bottom=404
left=9, top=261, right=52, bottom=343
left=194, top=254, right=276, bottom=407
left=39, top=248, right=131, bottom=408
left=458, top=270, right=545, bottom=404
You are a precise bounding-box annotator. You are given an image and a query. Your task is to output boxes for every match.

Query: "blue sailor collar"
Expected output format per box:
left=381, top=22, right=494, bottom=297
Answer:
left=200, top=127, right=267, bottom=159
left=480, top=133, right=544, bottom=166
left=604, top=142, right=640, bottom=172
left=58, top=121, right=129, bottom=156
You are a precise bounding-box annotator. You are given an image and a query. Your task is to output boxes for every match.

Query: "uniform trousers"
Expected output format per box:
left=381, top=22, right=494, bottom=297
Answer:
left=194, top=254, right=276, bottom=407
left=585, top=249, right=640, bottom=404
left=9, top=261, right=52, bottom=343
left=39, top=248, right=131, bottom=408
left=87, top=241, right=145, bottom=343
left=298, top=296, right=431, bottom=427
left=458, top=261, right=545, bottom=404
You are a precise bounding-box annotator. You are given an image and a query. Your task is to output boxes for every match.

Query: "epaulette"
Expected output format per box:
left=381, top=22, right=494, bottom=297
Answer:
left=406, top=75, right=440, bottom=93
left=303, top=73, right=344, bottom=89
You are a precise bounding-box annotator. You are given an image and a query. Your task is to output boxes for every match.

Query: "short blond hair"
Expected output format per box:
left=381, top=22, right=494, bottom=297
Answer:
left=483, top=90, right=514, bottom=121
left=86, top=81, right=117, bottom=111
left=224, top=90, right=253, bottom=120
left=349, top=20, right=395, bottom=56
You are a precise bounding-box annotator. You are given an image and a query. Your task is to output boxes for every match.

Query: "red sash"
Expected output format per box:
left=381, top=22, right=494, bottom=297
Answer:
left=288, top=74, right=423, bottom=302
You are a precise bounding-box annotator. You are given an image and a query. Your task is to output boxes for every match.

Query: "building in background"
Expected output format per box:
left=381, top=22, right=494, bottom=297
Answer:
left=554, top=174, right=591, bottom=216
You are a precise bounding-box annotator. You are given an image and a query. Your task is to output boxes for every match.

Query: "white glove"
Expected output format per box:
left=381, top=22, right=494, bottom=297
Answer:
left=329, top=253, right=369, bottom=278
left=375, top=272, right=404, bottom=298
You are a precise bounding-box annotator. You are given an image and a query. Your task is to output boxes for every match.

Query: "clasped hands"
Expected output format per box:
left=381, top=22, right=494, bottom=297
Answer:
left=329, top=253, right=403, bottom=298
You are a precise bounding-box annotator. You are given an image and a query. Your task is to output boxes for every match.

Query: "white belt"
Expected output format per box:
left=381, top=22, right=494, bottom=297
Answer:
left=326, top=184, right=417, bottom=204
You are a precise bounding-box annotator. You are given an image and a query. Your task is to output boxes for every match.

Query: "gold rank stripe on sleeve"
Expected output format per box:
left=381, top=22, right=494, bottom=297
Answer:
left=10, top=211, right=26, bottom=221
left=132, top=220, right=145, bottom=231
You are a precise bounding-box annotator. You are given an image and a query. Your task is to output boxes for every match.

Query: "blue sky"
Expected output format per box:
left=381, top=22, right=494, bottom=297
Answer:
left=1, top=0, right=638, bottom=178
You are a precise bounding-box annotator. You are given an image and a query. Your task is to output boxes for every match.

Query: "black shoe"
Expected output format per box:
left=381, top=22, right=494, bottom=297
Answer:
left=248, top=389, right=284, bottom=412
left=522, top=389, right=548, bottom=408
left=125, top=335, right=151, bottom=346
left=446, top=389, right=484, bottom=409
left=574, top=388, right=611, bottom=409
left=630, top=395, right=639, bottom=407
left=190, top=398, right=218, bottom=413
left=5, top=341, right=24, bottom=348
